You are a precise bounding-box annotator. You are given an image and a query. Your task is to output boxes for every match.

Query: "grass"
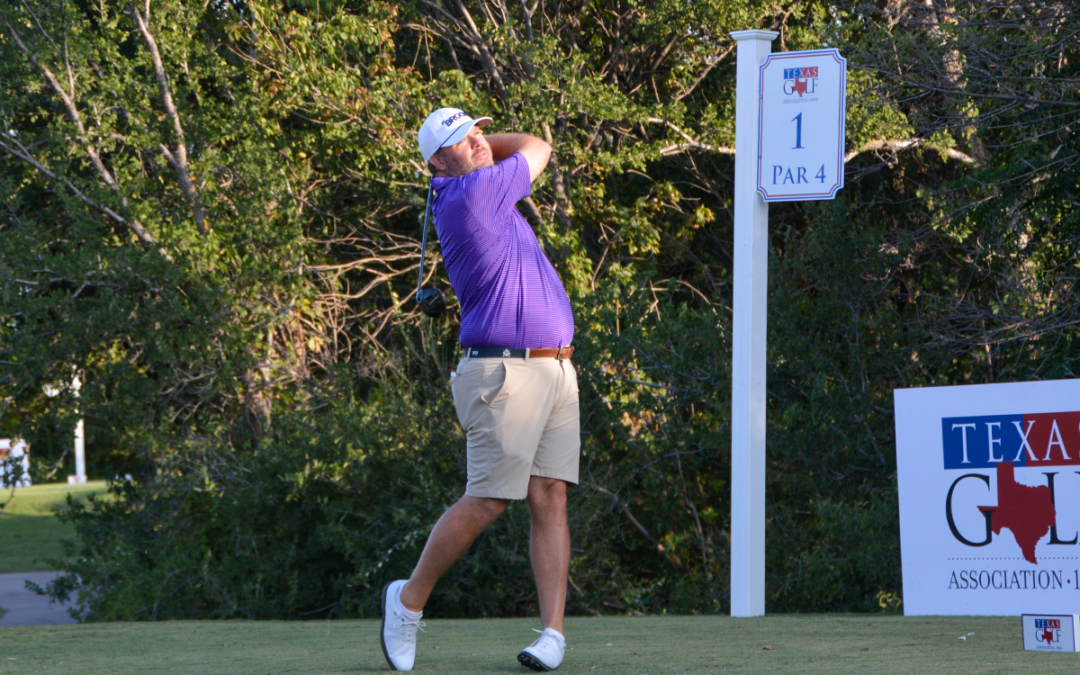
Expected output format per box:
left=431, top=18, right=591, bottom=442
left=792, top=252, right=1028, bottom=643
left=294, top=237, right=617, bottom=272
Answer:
left=0, top=481, right=107, bottom=574
left=0, top=488, right=1074, bottom=674
left=0, top=615, right=1076, bottom=674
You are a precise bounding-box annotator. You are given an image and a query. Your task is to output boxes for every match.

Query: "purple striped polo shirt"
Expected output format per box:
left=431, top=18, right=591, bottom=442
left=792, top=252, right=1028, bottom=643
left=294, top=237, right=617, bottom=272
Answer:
left=431, top=152, right=574, bottom=349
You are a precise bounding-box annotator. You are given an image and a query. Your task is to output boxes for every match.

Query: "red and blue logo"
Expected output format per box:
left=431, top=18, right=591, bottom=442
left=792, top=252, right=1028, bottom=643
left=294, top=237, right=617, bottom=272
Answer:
left=1036, top=618, right=1062, bottom=645
left=782, top=66, right=819, bottom=96
left=942, top=413, right=1079, bottom=565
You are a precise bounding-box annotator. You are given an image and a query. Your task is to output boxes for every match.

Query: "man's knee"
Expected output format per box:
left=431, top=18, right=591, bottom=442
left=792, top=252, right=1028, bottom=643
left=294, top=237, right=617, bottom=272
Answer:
left=460, top=495, right=509, bottom=525
left=527, top=476, right=567, bottom=511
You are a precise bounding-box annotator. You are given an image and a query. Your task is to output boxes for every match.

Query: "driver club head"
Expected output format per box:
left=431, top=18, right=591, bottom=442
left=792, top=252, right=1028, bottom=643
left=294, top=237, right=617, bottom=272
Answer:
left=416, top=288, right=447, bottom=319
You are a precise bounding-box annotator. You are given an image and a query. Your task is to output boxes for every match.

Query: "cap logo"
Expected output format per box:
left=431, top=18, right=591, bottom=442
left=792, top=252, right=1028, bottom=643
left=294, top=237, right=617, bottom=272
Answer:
left=442, top=111, right=468, bottom=127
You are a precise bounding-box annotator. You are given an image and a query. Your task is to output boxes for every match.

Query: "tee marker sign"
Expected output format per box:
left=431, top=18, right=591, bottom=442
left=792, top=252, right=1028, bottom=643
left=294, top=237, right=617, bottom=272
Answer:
left=729, top=32, right=848, bottom=618
left=1022, top=614, right=1080, bottom=652
left=757, top=49, right=847, bottom=201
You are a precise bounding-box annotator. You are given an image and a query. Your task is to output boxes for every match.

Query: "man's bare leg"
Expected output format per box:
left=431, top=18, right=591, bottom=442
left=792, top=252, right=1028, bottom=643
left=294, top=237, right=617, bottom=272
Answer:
left=526, top=476, right=570, bottom=634
left=398, top=495, right=508, bottom=613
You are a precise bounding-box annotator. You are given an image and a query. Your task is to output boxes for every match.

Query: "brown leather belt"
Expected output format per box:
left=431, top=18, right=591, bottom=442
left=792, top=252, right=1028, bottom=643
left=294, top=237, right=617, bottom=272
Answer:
left=465, top=346, right=574, bottom=360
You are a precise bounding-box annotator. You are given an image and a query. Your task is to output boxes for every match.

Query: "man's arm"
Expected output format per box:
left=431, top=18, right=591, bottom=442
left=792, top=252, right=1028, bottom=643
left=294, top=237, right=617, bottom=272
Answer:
left=485, top=133, right=551, bottom=183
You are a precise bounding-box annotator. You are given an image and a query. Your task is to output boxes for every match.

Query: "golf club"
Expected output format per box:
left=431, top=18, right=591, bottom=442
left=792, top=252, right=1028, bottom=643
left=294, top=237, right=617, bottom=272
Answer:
left=416, top=180, right=446, bottom=318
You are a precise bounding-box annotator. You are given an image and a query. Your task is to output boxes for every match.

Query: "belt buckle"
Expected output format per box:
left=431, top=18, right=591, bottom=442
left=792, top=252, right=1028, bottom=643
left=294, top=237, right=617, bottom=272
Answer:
left=556, top=346, right=566, bottom=361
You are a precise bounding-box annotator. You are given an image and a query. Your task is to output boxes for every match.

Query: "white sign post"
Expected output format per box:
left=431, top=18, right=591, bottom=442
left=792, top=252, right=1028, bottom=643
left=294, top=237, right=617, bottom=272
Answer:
left=729, top=29, right=777, bottom=619
left=729, top=34, right=846, bottom=617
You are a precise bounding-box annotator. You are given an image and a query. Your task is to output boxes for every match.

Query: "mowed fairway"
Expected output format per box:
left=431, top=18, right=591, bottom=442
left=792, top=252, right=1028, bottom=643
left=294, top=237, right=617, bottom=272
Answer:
left=0, top=615, right=1076, bottom=674
left=0, top=481, right=107, bottom=574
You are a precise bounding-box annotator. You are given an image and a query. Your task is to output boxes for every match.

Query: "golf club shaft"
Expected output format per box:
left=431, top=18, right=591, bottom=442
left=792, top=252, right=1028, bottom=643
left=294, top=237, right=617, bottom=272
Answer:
left=417, top=181, right=434, bottom=299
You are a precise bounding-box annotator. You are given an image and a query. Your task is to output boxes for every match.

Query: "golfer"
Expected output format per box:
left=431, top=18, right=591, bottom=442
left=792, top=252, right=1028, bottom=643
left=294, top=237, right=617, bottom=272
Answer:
left=379, top=108, right=579, bottom=672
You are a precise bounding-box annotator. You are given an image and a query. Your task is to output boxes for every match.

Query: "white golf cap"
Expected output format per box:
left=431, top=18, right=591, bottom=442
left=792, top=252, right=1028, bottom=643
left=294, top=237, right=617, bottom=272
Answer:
left=417, top=108, right=492, bottom=162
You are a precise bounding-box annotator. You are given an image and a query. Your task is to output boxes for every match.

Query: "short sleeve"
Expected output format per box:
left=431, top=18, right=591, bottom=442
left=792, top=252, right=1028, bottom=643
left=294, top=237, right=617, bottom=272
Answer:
left=460, top=152, right=532, bottom=227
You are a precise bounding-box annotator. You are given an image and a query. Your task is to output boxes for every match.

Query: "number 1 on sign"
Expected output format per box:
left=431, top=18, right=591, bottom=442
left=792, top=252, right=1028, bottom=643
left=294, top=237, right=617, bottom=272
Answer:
left=792, top=113, right=804, bottom=149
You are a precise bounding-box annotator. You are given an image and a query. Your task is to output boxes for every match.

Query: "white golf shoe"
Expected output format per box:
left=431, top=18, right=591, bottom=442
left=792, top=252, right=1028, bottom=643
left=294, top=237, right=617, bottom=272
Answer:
left=517, top=627, right=566, bottom=671
left=380, top=580, right=425, bottom=671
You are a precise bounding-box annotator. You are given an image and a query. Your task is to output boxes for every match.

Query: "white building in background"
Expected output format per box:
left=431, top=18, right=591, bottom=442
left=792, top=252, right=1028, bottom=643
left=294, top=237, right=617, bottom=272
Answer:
left=0, top=438, right=31, bottom=487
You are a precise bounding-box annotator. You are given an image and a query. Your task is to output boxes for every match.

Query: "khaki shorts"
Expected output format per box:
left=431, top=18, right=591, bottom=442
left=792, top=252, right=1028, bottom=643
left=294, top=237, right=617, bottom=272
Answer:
left=450, top=355, right=580, bottom=500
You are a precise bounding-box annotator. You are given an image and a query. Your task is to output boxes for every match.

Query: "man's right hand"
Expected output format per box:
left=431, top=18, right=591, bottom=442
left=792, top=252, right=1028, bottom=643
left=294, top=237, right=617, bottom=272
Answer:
left=486, top=133, right=552, bottom=182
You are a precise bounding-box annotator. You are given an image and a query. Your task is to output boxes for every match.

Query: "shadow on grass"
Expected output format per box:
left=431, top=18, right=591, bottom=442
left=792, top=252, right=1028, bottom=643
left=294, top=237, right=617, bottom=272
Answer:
left=0, top=482, right=106, bottom=574
left=0, top=513, right=74, bottom=574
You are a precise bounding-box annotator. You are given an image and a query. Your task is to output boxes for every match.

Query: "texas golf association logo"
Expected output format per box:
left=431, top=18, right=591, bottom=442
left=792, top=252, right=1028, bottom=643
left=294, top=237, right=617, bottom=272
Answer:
left=1037, top=618, right=1063, bottom=645
left=782, top=66, right=819, bottom=97
left=941, top=412, right=1075, bottom=570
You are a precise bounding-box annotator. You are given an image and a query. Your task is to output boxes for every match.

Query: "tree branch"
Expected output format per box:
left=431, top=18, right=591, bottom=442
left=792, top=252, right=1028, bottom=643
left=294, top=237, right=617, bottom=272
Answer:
left=648, top=118, right=735, bottom=157
left=129, top=2, right=209, bottom=236
left=4, top=20, right=120, bottom=190
left=2, top=19, right=163, bottom=251
left=450, top=0, right=508, bottom=104
left=541, top=123, right=571, bottom=226
left=674, top=45, right=734, bottom=102
left=0, top=137, right=160, bottom=250
left=593, top=484, right=683, bottom=569
left=844, top=137, right=977, bottom=164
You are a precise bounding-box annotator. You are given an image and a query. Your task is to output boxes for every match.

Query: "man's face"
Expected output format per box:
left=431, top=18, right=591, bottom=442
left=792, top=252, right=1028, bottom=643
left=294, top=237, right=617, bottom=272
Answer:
left=432, top=126, right=492, bottom=177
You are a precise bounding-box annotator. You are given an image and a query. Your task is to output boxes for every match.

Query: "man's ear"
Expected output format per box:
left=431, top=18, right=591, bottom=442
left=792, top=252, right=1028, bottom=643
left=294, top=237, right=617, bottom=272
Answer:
left=428, top=152, right=446, bottom=175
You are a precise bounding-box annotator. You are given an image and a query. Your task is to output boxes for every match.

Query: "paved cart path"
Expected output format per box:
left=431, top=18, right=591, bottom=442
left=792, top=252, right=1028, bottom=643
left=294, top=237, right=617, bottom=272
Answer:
left=0, top=571, right=77, bottom=627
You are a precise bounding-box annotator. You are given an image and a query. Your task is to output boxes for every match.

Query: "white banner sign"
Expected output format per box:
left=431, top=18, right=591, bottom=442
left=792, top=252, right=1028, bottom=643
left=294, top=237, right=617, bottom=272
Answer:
left=0, top=438, right=30, bottom=488
left=756, top=48, right=846, bottom=202
left=895, top=379, right=1080, bottom=615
